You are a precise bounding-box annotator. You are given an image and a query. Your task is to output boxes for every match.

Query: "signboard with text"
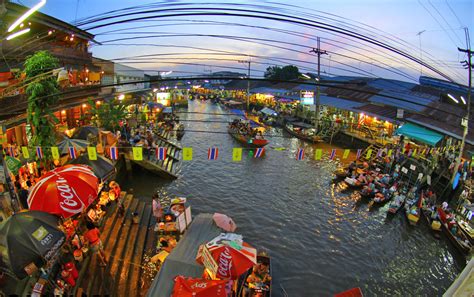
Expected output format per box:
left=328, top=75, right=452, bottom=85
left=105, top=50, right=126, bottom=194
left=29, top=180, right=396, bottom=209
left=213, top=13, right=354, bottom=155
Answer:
left=300, top=91, right=314, bottom=105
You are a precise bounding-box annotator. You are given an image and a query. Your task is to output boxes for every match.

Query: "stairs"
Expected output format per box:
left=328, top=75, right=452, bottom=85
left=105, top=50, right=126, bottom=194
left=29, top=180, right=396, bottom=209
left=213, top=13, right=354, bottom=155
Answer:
left=126, top=134, right=181, bottom=179
left=359, top=143, right=384, bottom=163
left=74, top=193, right=156, bottom=297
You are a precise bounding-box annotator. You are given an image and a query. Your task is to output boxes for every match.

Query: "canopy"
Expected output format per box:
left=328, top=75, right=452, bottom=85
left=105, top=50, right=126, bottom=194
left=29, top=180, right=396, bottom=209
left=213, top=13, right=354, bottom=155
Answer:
left=213, top=213, right=237, bottom=232
left=57, top=138, right=89, bottom=155
left=27, top=165, right=99, bottom=218
left=229, top=109, right=246, bottom=118
left=67, top=154, right=116, bottom=181
left=0, top=211, right=65, bottom=279
left=146, top=214, right=222, bottom=297
left=171, top=276, right=229, bottom=297
left=395, top=122, right=443, bottom=146
left=260, top=107, right=277, bottom=116
left=163, top=107, right=173, bottom=114
left=291, top=122, right=314, bottom=129
left=72, top=126, right=100, bottom=140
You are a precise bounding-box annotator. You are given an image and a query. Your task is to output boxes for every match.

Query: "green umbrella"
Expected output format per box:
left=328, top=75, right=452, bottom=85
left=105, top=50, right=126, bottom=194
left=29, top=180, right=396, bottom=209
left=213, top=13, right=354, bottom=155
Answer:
left=5, top=156, right=22, bottom=175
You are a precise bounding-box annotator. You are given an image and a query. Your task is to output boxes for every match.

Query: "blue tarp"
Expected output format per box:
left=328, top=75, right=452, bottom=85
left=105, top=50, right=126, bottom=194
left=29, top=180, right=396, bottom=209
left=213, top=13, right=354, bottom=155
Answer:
left=395, top=122, right=443, bottom=146
left=230, top=109, right=246, bottom=117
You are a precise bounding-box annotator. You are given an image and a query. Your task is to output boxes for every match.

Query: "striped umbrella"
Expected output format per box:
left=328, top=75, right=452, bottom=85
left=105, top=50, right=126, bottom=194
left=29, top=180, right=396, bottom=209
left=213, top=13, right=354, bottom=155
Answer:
left=57, top=138, right=89, bottom=155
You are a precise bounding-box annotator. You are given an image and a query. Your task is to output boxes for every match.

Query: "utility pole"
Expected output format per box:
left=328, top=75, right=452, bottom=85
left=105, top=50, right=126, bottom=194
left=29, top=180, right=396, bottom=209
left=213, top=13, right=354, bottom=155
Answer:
left=310, top=37, right=327, bottom=132
left=238, top=57, right=251, bottom=110
left=450, top=30, right=472, bottom=187
left=416, top=30, right=426, bottom=77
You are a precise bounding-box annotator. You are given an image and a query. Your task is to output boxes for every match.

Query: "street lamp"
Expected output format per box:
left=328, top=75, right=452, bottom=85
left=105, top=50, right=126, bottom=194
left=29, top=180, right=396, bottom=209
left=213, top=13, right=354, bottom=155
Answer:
left=8, top=0, right=46, bottom=32
left=5, top=28, right=31, bottom=40
left=448, top=93, right=459, bottom=103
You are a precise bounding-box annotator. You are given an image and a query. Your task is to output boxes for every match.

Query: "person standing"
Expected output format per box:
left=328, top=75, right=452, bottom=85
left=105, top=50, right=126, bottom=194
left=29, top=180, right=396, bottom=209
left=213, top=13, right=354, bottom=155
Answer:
left=84, top=221, right=107, bottom=267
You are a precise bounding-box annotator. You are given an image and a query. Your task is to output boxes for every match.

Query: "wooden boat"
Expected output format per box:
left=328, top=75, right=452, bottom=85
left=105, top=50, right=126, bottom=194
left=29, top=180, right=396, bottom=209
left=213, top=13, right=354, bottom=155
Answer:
left=387, top=194, right=405, bottom=214
left=228, top=126, right=269, bottom=148
left=437, top=208, right=472, bottom=255
left=421, top=208, right=441, bottom=239
left=335, top=287, right=364, bottom=297
left=283, top=122, right=323, bottom=143
left=404, top=200, right=420, bottom=226
left=368, top=191, right=391, bottom=210
left=236, top=253, right=272, bottom=297
left=457, top=219, right=474, bottom=245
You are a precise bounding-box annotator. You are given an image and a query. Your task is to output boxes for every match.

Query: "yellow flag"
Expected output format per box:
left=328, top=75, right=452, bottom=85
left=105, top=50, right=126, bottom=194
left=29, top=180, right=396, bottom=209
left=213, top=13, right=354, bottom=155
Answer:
left=366, top=149, right=372, bottom=159
left=87, top=146, right=97, bottom=160
left=21, top=146, right=30, bottom=159
left=182, top=147, right=193, bottom=161
left=232, top=148, right=242, bottom=162
left=132, top=147, right=143, bottom=161
left=314, top=149, right=322, bottom=160
left=51, top=146, right=60, bottom=160
left=342, top=149, right=350, bottom=159
left=412, top=149, right=417, bottom=158
left=387, top=149, right=393, bottom=157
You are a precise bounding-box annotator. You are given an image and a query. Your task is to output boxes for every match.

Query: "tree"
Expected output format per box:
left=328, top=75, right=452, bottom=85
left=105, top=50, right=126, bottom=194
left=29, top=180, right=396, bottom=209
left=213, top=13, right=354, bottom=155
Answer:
left=264, top=65, right=301, bottom=81
left=24, top=51, right=60, bottom=164
left=88, top=98, right=127, bottom=132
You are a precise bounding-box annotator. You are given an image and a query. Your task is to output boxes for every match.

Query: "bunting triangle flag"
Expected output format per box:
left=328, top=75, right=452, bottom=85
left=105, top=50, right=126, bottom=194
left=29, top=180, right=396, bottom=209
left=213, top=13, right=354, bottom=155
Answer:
left=132, top=147, right=143, bottom=161
left=182, top=147, right=193, bottom=161
left=232, top=148, right=242, bottom=162
left=356, top=149, right=362, bottom=160
left=68, top=147, right=77, bottom=159
left=366, top=149, right=372, bottom=159
left=36, top=147, right=44, bottom=159
left=51, top=146, right=60, bottom=160
left=157, top=147, right=167, bottom=161
left=296, top=148, right=305, bottom=160
left=254, top=147, right=265, bottom=158
left=208, top=147, right=218, bottom=160
left=87, top=146, right=97, bottom=160
left=329, top=149, right=337, bottom=160
left=21, top=146, right=30, bottom=159
left=387, top=149, right=393, bottom=157
left=342, top=149, right=350, bottom=159
left=109, top=147, right=119, bottom=160
left=314, top=149, right=322, bottom=160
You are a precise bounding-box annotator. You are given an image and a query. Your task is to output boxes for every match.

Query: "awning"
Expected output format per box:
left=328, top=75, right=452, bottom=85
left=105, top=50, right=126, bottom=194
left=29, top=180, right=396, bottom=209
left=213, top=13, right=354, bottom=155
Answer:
left=260, top=107, right=277, bottom=116
left=395, top=122, right=443, bottom=146
left=163, top=107, right=173, bottom=114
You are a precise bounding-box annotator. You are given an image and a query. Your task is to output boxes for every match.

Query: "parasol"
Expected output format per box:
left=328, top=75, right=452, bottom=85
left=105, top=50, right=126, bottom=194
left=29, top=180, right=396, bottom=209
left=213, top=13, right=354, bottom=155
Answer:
left=171, top=276, right=229, bottom=297
left=212, top=213, right=237, bottom=232
left=57, top=138, right=89, bottom=155
left=67, top=154, right=116, bottom=181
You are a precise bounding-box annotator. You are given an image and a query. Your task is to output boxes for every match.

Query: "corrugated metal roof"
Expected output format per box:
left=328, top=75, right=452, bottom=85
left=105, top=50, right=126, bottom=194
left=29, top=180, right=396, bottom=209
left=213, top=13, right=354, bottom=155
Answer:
left=355, top=104, right=400, bottom=122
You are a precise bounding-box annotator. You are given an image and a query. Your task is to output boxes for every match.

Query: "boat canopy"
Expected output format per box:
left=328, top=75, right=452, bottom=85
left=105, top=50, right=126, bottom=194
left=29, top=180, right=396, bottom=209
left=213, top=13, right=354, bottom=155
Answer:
left=146, top=214, right=222, bottom=297
left=291, top=122, right=314, bottom=129
left=395, top=122, right=443, bottom=146
left=260, top=107, right=277, bottom=116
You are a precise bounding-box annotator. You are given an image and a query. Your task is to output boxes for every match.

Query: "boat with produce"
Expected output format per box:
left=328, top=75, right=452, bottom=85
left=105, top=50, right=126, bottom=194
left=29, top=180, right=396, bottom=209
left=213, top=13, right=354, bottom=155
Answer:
left=228, top=124, right=269, bottom=148
left=283, top=121, right=323, bottom=143
left=437, top=207, right=472, bottom=255
left=421, top=207, right=441, bottom=239
left=236, top=252, right=272, bottom=297
left=404, top=198, right=420, bottom=226
left=176, top=123, right=185, bottom=140
left=387, top=192, right=406, bottom=215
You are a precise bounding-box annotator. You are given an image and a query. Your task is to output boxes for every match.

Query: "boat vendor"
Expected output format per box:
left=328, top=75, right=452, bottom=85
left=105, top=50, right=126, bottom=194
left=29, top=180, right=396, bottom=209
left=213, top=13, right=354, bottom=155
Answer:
left=244, top=265, right=271, bottom=296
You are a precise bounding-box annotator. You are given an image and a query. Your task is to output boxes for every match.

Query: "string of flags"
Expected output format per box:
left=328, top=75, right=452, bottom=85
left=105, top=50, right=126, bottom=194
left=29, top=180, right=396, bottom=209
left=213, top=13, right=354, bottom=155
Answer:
left=4, top=144, right=449, bottom=163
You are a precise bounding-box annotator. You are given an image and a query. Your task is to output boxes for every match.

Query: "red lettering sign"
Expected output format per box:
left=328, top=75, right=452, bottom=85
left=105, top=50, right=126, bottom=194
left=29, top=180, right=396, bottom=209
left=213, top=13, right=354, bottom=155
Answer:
left=217, top=247, right=233, bottom=278
left=56, top=177, right=84, bottom=214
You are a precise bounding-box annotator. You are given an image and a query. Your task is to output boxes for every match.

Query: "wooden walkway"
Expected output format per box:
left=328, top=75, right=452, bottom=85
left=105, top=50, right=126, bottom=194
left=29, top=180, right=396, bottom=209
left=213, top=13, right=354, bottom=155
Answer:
left=73, top=192, right=157, bottom=296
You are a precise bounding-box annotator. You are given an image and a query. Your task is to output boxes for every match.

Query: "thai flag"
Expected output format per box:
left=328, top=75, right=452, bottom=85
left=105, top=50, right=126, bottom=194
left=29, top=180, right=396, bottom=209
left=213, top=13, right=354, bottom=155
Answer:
left=254, top=147, right=265, bottom=158
left=208, top=147, right=218, bottom=160
left=356, top=149, right=362, bottom=160
left=377, top=149, right=383, bottom=158
left=109, top=147, right=118, bottom=160
left=157, top=147, right=167, bottom=160
left=329, top=149, right=336, bottom=160
left=36, top=147, right=44, bottom=159
left=7, top=147, right=14, bottom=157
left=296, top=148, right=305, bottom=160
left=69, top=147, right=77, bottom=159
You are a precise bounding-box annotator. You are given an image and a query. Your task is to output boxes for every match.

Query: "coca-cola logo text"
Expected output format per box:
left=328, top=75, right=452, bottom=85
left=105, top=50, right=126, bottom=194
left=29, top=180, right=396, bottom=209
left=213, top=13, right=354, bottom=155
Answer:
left=217, top=247, right=233, bottom=278
left=56, top=177, right=84, bottom=214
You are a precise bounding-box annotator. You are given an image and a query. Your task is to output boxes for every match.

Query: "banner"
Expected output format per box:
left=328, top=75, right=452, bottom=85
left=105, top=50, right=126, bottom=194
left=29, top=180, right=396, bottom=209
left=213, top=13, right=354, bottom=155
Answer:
left=232, top=148, right=242, bottom=162
left=87, top=146, right=97, bottom=161
left=132, top=147, right=143, bottom=161
left=5, top=156, right=22, bottom=175
left=387, top=149, right=392, bottom=157
left=183, top=147, right=193, bottom=161
left=366, top=149, right=372, bottom=159
left=314, top=149, right=322, bottom=160
left=342, top=149, right=350, bottom=159
left=51, top=146, right=60, bottom=161
left=21, top=146, right=30, bottom=159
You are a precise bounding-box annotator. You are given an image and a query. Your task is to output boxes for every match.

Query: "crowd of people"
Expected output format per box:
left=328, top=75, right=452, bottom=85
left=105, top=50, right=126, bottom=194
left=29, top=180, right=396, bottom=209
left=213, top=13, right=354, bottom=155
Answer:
left=229, top=119, right=264, bottom=139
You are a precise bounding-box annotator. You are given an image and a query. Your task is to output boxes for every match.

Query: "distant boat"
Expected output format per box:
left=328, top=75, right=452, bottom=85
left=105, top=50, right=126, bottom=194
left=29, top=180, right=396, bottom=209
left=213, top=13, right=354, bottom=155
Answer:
left=228, top=125, right=269, bottom=148
left=283, top=121, right=323, bottom=143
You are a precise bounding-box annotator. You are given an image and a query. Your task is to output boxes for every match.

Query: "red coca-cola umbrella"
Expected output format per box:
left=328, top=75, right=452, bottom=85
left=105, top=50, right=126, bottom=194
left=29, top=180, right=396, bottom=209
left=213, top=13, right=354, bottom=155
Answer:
left=171, top=276, right=230, bottom=297
left=197, top=242, right=257, bottom=279
left=27, top=165, right=99, bottom=218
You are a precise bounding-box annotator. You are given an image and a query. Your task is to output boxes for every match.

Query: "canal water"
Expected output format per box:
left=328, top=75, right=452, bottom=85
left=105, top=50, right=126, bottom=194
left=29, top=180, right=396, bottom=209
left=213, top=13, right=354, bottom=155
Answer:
left=123, top=100, right=464, bottom=297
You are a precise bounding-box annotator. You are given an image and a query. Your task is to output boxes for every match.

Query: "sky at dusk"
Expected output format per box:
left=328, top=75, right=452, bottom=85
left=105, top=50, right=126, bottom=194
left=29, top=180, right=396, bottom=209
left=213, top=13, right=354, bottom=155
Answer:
left=12, top=0, right=474, bottom=84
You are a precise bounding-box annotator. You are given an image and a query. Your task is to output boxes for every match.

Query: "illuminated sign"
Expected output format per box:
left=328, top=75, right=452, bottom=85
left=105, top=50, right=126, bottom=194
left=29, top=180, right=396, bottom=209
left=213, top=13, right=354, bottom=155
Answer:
left=300, top=91, right=314, bottom=105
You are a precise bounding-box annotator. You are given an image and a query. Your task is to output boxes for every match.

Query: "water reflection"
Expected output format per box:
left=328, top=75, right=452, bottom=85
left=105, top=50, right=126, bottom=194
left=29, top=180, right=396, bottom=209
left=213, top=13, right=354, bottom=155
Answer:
left=123, top=100, right=461, bottom=297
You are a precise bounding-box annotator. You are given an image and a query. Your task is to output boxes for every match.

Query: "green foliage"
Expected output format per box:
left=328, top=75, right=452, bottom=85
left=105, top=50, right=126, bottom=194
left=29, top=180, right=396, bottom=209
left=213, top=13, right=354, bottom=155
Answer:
left=88, top=98, right=127, bottom=131
left=264, top=65, right=301, bottom=81
left=24, top=51, right=60, bottom=162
